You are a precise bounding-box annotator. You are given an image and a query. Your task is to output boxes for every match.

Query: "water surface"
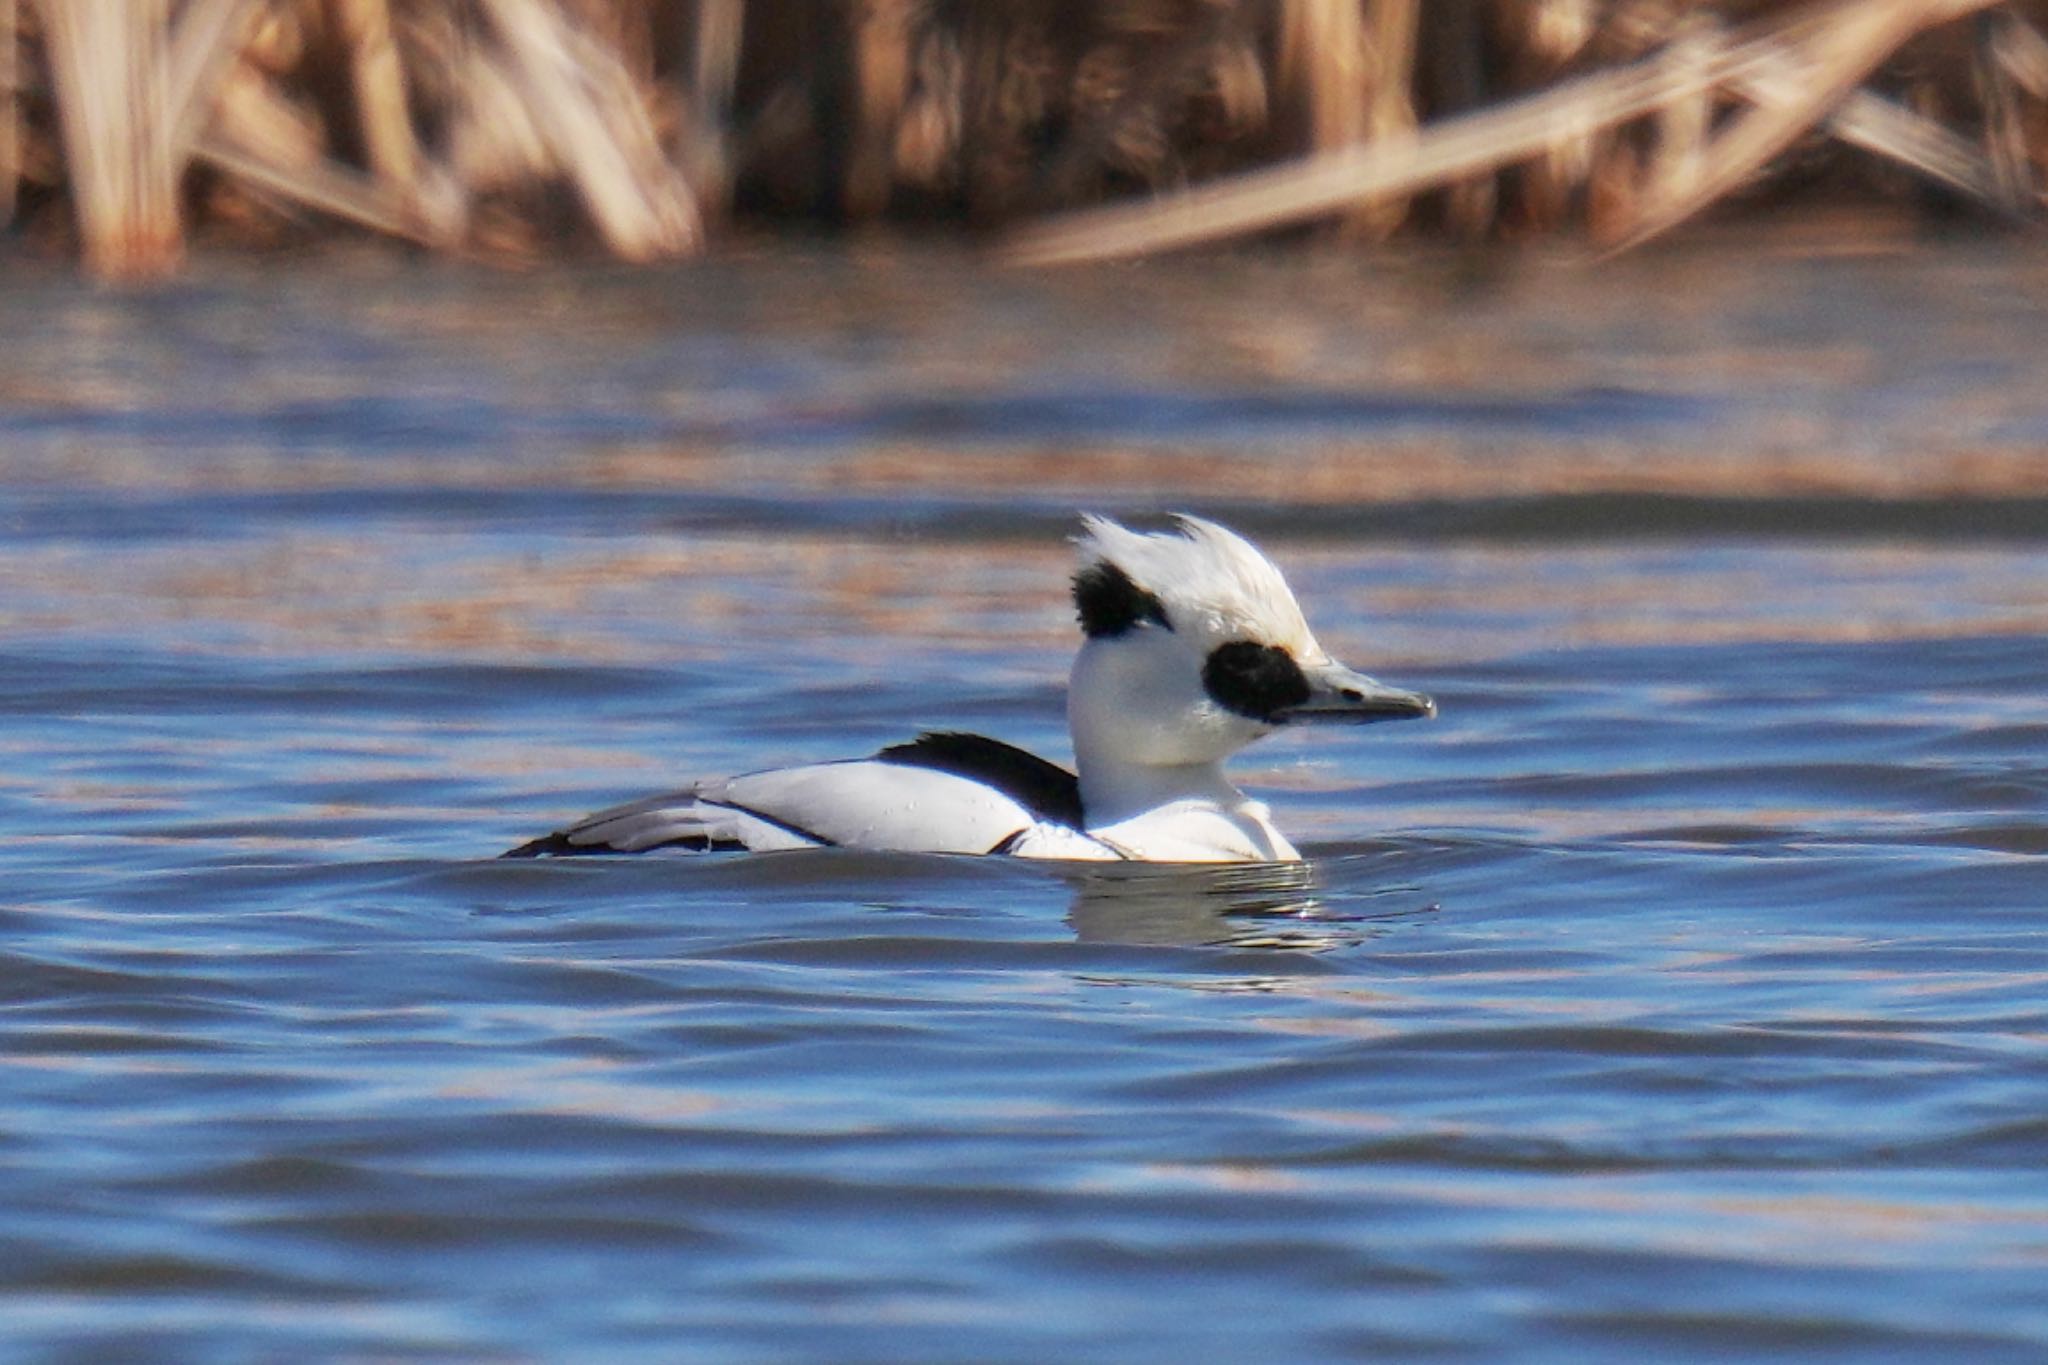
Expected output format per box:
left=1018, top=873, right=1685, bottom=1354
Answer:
left=2, top=241, right=2045, bottom=1362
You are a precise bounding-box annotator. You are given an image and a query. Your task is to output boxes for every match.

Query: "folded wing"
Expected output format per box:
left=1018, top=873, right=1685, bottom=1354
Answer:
left=506, top=759, right=1092, bottom=856
left=504, top=732, right=1125, bottom=860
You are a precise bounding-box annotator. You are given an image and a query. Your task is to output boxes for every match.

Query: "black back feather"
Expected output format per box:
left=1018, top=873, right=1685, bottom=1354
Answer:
left=875, top=731, right=1084, bottom=828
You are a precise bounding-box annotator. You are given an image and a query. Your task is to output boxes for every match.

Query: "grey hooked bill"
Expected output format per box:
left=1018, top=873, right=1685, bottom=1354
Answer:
left=1277, top=666, right=1436, bottom=725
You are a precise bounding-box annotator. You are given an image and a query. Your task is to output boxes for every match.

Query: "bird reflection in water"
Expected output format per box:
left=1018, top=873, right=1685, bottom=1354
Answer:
left=1060, top=857, right=1434, bottom=949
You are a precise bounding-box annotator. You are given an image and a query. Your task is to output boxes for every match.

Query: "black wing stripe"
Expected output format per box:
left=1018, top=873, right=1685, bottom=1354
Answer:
left=503, top=831, right=602, bottom=858
left=873, top=732, right=1084, bottom=829
left=707, top=797, right=840, bottom=849
left=502, top=796, right=834, bottom=857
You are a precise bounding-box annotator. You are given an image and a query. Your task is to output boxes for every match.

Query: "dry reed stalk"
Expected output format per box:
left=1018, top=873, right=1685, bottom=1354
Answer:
left=846, top=0, right=914, bottom=220
left=1363, top=0, right=1420, bottom=129
left=1606, top=0, right=2005, bottom=249
left=1974, top=11, right=2034, bottom=213
left=1355, top=0, right=1420, bottom=236
left=1277, top=0, right=1364, bottom=151
left=1428, top=1, right=1499, bottom=237
left=186, top=4, right=449, bottom=247
left=37, top=0, right=183, bottom=279
left=1583, top=114, right=1645, bottom=236
left=892, top=20, right=962, bottom=191
left=1648, top=14, right=1716, bottom=208
left=326, top=0, right=423, bottom=195
left=1002, top=0, right=2006, bottom=264
left=13, top=0, right=2044, bottom=271
left=1605, top=2, right=2014, bottom=217
left=209, top=48, right=324, bottom=171
left=481, top=0, right=699, bottom=259
left=679, top=0, right=743, bottom=206
left=195, top=130, right=432, bottom=240
left=1853, top=89, right=2025, bottom=208
left=441, top=23, right=555, bottom=191
left=569, top=0, right=653, bottom=85
left=1502, top=0, right=1601, bottom=230
left=165, top=0, right=262, bottom=157
left=687, top=0, right=743, bottom=111
left=1275, top=0, right=1366, bottom=226
left=1989, top=7, right=2048, bottom=96
left=1276, top=0, right=1418, bottom=237
left=1005, top=2, right=1772, bottom=263
left=1363, top=5, right=1420, bottom=115
left=0, top=0, right=15, bottom=227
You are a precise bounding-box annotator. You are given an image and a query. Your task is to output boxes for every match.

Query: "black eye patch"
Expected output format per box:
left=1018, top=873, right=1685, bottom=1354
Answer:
left=1202, top=640, right=1310, bottom=721
left=1073, top=561, right=1172, bottom=638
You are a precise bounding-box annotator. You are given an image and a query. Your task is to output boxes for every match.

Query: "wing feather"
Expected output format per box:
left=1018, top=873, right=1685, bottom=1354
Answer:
left=505, top=759, right=1073, bottom=857
left=712, top=761, right=1039, bottom=853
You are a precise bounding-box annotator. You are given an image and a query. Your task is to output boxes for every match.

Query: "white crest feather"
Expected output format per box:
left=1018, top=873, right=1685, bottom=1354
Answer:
left=1074, top=514, right=1317, bottom=654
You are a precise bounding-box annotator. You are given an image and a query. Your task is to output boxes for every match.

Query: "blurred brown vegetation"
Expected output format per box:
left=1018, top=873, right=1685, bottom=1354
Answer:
left=4, top=0, right=2045, bottom=278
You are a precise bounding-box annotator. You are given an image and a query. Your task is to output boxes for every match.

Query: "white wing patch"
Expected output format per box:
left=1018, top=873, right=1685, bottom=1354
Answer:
left=515, top=760, right=1121, bottom=857
left=713, top=761, right=1045, bottom=853
left=525, top=786, right=821, bottom=853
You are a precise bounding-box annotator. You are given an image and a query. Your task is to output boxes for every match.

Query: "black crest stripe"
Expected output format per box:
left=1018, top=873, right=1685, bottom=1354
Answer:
left=1073, top=561, right=1171, bottom=639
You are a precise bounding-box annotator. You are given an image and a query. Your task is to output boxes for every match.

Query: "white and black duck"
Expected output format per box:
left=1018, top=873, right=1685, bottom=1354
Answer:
left=505, top=514, right=1435, bottom=863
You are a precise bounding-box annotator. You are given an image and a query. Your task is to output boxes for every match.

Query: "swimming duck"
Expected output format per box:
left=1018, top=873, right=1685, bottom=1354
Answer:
left=505, top=514, right=1434, bottom=862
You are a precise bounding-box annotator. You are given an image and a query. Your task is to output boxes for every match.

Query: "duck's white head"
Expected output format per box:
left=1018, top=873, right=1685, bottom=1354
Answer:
left=1066, top=514, right=1433, bottom=810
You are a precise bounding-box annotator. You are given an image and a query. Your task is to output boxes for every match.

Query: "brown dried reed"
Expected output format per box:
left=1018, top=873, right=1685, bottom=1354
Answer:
left=4, top=0, right=2043, bottom=279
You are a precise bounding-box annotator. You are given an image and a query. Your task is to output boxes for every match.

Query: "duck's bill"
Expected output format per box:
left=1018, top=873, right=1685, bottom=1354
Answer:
left=1275, top=662, right=1436, bottom=725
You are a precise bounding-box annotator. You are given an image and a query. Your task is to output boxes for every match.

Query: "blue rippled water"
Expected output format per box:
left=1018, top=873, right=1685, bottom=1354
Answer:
left=3, top=243, right=2046, bottom=1361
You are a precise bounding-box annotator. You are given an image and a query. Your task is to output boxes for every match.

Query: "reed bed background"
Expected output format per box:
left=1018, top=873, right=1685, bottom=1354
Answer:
left=4, top=0, right=2046, bottom=277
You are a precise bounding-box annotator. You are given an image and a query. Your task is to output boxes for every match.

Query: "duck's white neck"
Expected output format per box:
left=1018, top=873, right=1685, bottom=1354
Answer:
left=1067, top=636, right=1299, bottom=862
left=1073, top=754, right=1299, bottom=862
left=1075, top=754, right=1240, bottom=828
